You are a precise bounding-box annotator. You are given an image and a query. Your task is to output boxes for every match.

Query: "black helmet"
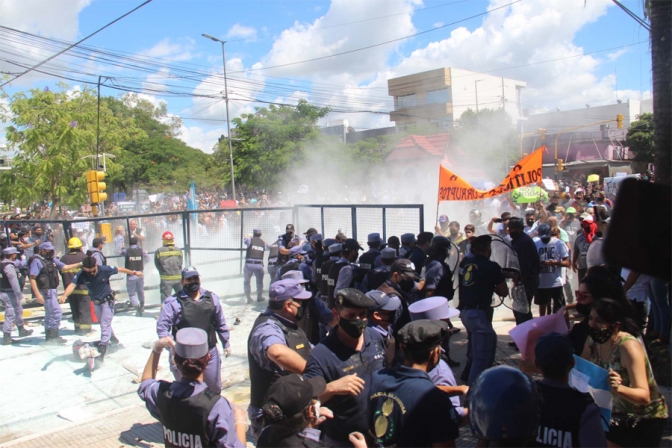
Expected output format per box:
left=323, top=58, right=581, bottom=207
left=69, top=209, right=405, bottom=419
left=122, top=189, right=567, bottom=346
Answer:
left=469, top=209, right=482, bottom=224
left=430, top=235, right=451, bottom=251
left=469, top=366, right=541, bottom=443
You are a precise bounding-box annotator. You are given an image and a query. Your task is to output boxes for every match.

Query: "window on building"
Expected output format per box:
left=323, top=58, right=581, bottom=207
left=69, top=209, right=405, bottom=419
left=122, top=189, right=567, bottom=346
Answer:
left=430, top=116, right=453, bottom=131
left=427, top=88, right=451, bottom=104
left=397, top=94, right=416, bottom=108
left=397, top=122, right=416, bottom=132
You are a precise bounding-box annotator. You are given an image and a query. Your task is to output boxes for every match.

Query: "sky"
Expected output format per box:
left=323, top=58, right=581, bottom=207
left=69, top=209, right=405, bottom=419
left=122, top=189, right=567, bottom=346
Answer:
left=0, top=0, right=653, bottom=153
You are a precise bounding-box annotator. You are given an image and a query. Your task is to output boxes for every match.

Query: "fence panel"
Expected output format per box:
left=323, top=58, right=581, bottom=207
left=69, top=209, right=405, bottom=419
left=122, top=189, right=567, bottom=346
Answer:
left=384, top=206, right=423, bottom=241
left=355, top=207, right=383, bottom=242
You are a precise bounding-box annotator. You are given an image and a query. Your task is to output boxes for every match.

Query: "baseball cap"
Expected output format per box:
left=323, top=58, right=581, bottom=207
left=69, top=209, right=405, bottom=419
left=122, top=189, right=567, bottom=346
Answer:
left=309, top=233, right=323, bottom=242
left=343, top=238, right=363, bottom=251
left=289, top=245, right=307, bottom=257
left=366, top=290, right=401, bottom=312
left=391, top=259, right=417, bottom=278
left=535, top=332, right=574, bottom=373
left=182, top=266, right=200, bottom=279
left=39, top=242, right=55, bottom=251
left=579, top=213, right=593, bottom=222
left=565, top=207, right=577, bottom=214
left=269, top=279, right=312, bottom=301
left=174, top=328, right=208, bottom=359
left=536, top=224, right=552, bottom=239
left=92, top=237, right=105, bottom=247
left=303, top=227, right=318, bottom=236
left=267, top=374, right=327, bottom=418
left=438, top=214, right=448, bottom=223
left=398, top=320, right=449, bottom=350
left=408, top=296, right=460, bottom=321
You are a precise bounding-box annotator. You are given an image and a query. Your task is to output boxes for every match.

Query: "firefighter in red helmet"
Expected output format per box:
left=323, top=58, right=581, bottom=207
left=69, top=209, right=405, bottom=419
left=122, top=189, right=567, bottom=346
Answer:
left=154, top=231, right=184, bottom=303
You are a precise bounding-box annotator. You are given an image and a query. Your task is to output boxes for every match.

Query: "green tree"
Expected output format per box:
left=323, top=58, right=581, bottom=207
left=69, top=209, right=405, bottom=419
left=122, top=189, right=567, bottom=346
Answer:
left=626, top=113, right=654, bottom=163
left=220, top=99, right=331, bottom=190
left=1, top=83, right=144, bottom=215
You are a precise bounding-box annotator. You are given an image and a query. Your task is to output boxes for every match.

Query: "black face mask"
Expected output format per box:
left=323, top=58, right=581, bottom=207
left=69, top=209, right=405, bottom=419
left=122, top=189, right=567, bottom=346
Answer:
left=184, top=282, right=200, bottom=294
left=43, top=251, right=55, bottom=259
left=294, top=302, right=306, bottom=320
left=589, top=325, right=615, bottom=344
left=398, top=278, right=415, bottom=293
left=339, top=317, right=367, bottom=338
left=576, top=302, right=593, bottom=316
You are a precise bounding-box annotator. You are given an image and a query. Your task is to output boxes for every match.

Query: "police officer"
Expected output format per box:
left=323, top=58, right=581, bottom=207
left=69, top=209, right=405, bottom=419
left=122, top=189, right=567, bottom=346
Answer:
left=87, top=237, right=107, bottom=266
left=30, top=242, right=82, bottom=345
left=377, top=259, right=420, bottom=343
left=357, top=233, right=383, bottom=283
left=306, top=234, right=324, bottom=291
left=278, top=245, right=307, bottom=280
left=366, top=290, right=400, bottom=364
left=458, top=235, right=509, bottom=385
left=303, top=289, right=387, bottom=446
left=267, top=238, right=281, bottom=284
left=243, top=228, right=267, bottom=304
left=408, top=297, right=468, bottom=422
left=407, top=232, right=432, bottom=275
left=60, top=237, right=93, bottom=335
left=318, top=242, right=341, bottom=304
left=278, top=224, right=299, bottom=249
left=157, top=266, right=231, bottom=393
left=62, top=256, right=139, bottom=359
left=122, top=237, right=149, bottom=316
left=327, top=239, right=363, bottom=305
left=138, top=328, right=247, bottom=448
left=534, top=333, right=607, bottom=448
left=0, top=233, right=10, bottom=251
left=1, top=247, right=32, bottom=345
left=399, top=233, right=416, bottom=259
left=386, top=236, right=401, bottom=256
left=368, top=320, right=460, bottom=447
left=282, top=270, right=332, bottom=345
left=422, top=236, right=455, bottom=300
left=469, top=366, right=541, bottom=447
left=298, top=243, right=314, bottom=282
left=360, top=247, right=396, bottom=292
left=247, top=279, right=313, bottom=438
left=155, top=231, right=184, bottom=303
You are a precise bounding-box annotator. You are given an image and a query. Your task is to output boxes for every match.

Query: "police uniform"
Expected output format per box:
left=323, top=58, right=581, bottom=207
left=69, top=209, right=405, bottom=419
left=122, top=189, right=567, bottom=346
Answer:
left=157, top=271, right=230, bottom=394
left=1, top=247, right=32, bottom=344
left=281, top=270, right=331, bottom=345
left=458, top=238, right=505, bottom=386
left=277, top=246, right=307, bottom=281
left=406, top=245, right=426, bottom=276
left=122, top=244, right=148, bottom=315
left=360, top=248, right=396, bottom=292
left=60, top=246, right=92, bottom=334
left=303, top=290, right=386, bottom=445
left=74, top=264, right=121, bottom=355
left=368, top=320, right=460, bottom=447
left=423, top=257, right=455, bottom=301
left=155, top=236, right=184, bottom=303
left=327, top=239, right=362, bottom=306
left=243, top=229, right=267, bottom=303
left=357, top=233, right=383, bottom=287
left=87, top=238, right=107, bottom=266
left=398, top=233, right=415, bottom=259
left=267, top=239, right=281, bottom=283
left=138, top=328, right=244, bottom=448
left=29, top=242, right=70, bottom=344
left=247, top=280, right=313, bottom=438
left=318, top=242, right=340, bottom=303
left=298, top=243, right=314, bottom=285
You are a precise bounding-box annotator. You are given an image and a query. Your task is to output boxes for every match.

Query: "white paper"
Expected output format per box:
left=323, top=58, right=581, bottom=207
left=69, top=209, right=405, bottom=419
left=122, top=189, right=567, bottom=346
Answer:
left=58, top=406, right=93, bottom=422
left=569, top=368, right=590, bottom=393
left=542, top=179, right=556, bottom=190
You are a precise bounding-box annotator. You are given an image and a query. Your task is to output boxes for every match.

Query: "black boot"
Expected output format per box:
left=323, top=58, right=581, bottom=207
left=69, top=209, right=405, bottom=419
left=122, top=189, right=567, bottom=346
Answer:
left=135, top=306, right=143, bottom=317
left=460, top=360, right=472, bottom=383
left=2, top=333, right=17, bottom=345
left=257, top=295, right=266, bottom=302
left=45, top=329, right=67, bottom=345
left=447, top=356, right=461, bottom=368
left=97, top=344, right=107, bottom=362
left=18, top=326, right=33, bottom=337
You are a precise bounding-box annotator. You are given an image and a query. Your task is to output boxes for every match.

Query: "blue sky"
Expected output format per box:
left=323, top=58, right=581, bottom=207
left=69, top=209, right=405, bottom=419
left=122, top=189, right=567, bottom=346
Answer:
left=1, top=0, right=652, bottom=151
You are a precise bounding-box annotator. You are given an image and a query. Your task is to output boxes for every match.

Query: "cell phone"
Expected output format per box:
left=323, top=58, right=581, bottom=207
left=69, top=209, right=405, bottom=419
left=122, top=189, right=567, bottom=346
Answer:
left=494, top=219, right=503, bottom=223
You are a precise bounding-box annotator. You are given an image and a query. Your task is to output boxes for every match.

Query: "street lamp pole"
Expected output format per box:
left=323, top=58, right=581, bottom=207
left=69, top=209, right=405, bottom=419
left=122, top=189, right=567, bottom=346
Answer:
left=202, top=33, right=236, bottom=201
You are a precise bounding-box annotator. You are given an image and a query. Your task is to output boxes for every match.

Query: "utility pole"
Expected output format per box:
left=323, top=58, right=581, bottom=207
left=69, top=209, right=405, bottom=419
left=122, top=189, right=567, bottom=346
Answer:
left=502, top=77, right=507, bottom=171
left=202, top=33, right=236, bottom=202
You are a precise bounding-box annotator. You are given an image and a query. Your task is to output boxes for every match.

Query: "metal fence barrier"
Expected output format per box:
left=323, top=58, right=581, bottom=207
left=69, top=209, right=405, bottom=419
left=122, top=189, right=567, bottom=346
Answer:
left=1, top=204, right=423, bottom=306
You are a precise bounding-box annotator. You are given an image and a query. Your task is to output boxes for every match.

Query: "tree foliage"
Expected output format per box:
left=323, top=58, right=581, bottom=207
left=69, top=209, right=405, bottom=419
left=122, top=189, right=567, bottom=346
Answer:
left=626, top=113, right=654, bottom=164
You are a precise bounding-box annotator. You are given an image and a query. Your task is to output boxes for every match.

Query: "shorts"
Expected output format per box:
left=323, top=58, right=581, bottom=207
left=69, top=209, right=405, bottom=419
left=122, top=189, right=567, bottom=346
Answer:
left=534, top=287, right=565, bottom=308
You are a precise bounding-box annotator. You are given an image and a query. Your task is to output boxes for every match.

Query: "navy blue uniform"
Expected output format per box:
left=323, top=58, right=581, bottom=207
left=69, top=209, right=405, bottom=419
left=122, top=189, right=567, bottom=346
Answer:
left=406, top=247, right=426, bottom=275
left=368, top=365, right=460, bottom=447
left=303, top=327, right=386, bottom=444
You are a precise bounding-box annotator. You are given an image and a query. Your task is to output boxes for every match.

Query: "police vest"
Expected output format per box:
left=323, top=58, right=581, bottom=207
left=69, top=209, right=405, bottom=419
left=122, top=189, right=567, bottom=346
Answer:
left=533, top=381, right=593, bottom=448
left=0, top=260, right=18, bottom=291
left=125, top=247, right=144, bottom=272
left=268, top=243, right=279, bottom=264
left=277, top=247, right=290, bottom=266
left=357, top=251, right=378, bottom=283
left=61, top=251, right=87, bottom=291
left=319, top=259, right=336, bottom=299
left=31, top=255, right=60, bottom=290
left=366, top=266, right=391, bottom=292
left=156, top=381, right=220, bottom=448
left=424, top=258, right=455, bottom=300
left=327, top=261, right=351, bottom=306
left=246, top=237, right=265, bottom=261
left=248, top=312, right=311, bottom=409
left=86, top=249, right=107, bottom=266
left=174, top=292, right=217, bottom=349
left=279, top=260, right=300, bottom=279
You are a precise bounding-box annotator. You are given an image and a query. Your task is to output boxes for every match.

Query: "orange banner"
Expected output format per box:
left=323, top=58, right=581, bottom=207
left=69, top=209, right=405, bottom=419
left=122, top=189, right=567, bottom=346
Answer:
left=438, top=146, right=545, bottom=202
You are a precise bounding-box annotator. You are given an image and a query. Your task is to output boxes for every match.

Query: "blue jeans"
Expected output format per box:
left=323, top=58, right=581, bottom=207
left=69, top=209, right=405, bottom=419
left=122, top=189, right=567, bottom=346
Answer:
left=649, top=278, right=670, bottom=339
left=461, top=308, right=496, bottom=386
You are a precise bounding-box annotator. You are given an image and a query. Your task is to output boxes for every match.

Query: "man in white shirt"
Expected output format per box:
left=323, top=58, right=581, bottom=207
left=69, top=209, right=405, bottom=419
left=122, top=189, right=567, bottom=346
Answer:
left=534, top=224, right=570, bottom=317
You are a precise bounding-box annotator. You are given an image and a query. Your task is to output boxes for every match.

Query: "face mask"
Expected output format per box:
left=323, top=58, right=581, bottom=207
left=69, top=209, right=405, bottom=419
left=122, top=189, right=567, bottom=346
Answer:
left=44, top=251, right=55, bottom=259
left=294, top=301, right=306, bottom=320
left=339, top=317, right=367, bottom=338
left=184, top=282, right=200, bottom=294
left=576, top=302, right=593, bottom=316
left=589, top=325, right=615, bottom=344
left=449, top=229, right=458, bottom=236
left=399, top=278, right=415, bottom=293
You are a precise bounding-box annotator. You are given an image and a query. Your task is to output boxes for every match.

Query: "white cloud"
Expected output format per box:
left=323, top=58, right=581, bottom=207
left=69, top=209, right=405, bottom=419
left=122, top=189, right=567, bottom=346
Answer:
left=142, top=68, right=171, bottom=92
left=138, top=38, right=197, bottom=62
left=178, top=124, right=226, bottom=153
left=227, top=24, right=257, bottom=40
left=607, top=48, right=629, bottom=61
left=433, top=22, right=444, bottom=27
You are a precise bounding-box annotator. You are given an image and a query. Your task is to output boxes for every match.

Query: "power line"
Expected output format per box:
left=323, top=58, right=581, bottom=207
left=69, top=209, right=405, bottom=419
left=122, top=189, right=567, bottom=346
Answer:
left=0, top=0, right=154, bottom=88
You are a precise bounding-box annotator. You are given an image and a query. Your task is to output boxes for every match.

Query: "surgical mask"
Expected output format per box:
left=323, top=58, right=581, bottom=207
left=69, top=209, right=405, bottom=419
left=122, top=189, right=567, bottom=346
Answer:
left=399, top=278, right=415, bottom=293
left=589, top=325, right=615, bottom=344
left=339, top=317, right=367, bottom=338
left=449, top=229, right=458, bottom=236
left=184, top=282, right=200, bottom=294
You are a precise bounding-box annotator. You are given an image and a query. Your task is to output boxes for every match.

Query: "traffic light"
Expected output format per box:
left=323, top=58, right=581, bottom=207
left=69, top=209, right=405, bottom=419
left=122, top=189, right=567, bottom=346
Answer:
left=539, top=128, right=546, bottom=139
left=557, top=159, right=564, bottom=171
left=616, top=114, right=624, bottom=129
left=86, top=170, right=107, bottom=204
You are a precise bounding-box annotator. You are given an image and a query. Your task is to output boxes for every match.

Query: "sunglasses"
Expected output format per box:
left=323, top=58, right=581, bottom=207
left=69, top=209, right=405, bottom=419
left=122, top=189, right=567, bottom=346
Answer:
left=575, top=290, right=592, bottom=301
